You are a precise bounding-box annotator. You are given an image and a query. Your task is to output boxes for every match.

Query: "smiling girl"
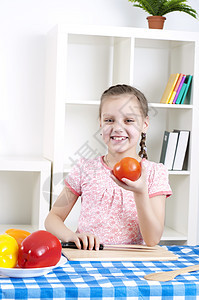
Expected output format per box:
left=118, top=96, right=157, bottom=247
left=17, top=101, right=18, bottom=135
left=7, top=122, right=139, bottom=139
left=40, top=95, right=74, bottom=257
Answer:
left=45, top=84, right=172, bottom=249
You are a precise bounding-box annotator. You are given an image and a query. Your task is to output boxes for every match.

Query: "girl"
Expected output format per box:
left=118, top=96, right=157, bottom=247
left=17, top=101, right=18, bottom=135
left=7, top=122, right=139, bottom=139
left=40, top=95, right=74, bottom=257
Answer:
left=45, top=84, right=172, bottom=249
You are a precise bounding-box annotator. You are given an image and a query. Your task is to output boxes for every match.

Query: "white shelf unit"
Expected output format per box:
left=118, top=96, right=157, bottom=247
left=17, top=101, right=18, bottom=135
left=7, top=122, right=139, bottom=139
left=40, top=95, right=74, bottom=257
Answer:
left=0, top=156, right=51, bottom=233
left=44, top=24, right=199, bottom=245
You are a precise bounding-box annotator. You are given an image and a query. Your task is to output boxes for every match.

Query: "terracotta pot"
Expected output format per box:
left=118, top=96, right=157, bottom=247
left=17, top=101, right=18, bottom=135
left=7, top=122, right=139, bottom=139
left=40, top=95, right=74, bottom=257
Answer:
left=147, top=16, right=166, bottom=29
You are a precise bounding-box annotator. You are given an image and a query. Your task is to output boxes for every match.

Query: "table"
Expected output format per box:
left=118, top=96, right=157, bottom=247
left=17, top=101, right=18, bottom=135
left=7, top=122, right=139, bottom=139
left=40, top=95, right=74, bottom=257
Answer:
left=1, top=245, right=199, bottom=299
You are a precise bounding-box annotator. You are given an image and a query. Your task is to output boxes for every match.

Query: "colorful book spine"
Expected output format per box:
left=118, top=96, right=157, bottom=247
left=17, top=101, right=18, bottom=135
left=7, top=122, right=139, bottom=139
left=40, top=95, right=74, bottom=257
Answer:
left=172, top=74, right=185, bottom=104
left=168, top=73, right=183, bottom=104
left=175, top=84, right=186, bottom=105
left=168, top=90, right=177, bottom=104
left=180, top=75, right=193, bottom=104
left=160, top=73, right=179, bottom=104
left=166, top=74, right=180, bottom=104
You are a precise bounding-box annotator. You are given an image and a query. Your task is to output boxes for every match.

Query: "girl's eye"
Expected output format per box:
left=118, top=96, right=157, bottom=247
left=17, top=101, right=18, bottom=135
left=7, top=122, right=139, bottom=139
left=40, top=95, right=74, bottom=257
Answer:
left=125, top=119, right=135, bottom=123
left=104, top=119, right=113, bottom=123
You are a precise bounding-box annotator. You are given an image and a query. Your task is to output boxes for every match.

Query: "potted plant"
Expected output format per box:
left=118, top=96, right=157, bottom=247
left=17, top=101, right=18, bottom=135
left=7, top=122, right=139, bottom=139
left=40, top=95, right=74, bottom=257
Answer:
left=128, top=0, right=198, bottom=29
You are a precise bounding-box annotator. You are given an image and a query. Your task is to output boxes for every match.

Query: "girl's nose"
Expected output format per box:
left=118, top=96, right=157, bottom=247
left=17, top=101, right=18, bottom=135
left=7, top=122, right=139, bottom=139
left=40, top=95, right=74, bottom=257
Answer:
left=112, top=122, right=124, bottom=132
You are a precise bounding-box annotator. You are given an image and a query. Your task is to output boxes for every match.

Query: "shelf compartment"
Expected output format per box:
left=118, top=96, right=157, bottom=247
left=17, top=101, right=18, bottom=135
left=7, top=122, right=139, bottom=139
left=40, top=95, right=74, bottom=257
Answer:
left=164, top=175, right=190, bottom=241
left=133, top=38, right=195, bottom=105
left=0, top=157, right=51, bottom=232
left=66, top=34, right=133, bottom=102
left=161, top=226, right=187, bottom=241
left=147, top=107, right=192, bottom=165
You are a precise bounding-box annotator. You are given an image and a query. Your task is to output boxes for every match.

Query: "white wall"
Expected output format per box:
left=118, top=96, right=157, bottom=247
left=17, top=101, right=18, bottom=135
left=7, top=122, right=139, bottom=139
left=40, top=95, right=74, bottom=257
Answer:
left=0, top=0, right=198, bottom=156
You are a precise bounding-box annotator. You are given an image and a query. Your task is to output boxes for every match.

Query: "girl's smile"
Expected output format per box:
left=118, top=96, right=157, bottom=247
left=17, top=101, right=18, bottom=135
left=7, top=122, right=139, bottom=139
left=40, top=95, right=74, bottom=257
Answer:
left=110, top=136, right=128, bottom=149
left=110, top=136, right=128, bottom=141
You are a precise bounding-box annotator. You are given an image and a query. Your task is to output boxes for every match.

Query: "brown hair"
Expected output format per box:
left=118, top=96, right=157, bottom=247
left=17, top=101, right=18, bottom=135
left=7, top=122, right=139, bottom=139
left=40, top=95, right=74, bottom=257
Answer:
left=99, top=84, right=148, bottom=159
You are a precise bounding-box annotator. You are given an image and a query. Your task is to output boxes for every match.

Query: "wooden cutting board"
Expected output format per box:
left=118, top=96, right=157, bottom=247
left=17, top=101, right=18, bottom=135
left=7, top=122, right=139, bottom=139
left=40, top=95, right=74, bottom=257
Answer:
left=62, top=245, right=178, bottom=261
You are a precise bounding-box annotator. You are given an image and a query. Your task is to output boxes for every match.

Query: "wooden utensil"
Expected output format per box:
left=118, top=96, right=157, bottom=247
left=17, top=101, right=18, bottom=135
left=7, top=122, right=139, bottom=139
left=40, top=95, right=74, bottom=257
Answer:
left=62, top=245, right=178, bottom=261
left=144, top=264, right=199, bottom=281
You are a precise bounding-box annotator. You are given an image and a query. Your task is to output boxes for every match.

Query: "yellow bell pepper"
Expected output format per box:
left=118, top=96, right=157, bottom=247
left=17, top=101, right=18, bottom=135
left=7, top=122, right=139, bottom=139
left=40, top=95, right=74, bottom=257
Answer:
left=0, top=234, right=19, bottom=268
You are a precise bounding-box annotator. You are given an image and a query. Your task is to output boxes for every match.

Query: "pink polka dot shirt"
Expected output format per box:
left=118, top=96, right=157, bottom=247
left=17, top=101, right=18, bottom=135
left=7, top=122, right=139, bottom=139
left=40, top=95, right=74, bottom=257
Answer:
left=64, top=156, right=172, bottom=245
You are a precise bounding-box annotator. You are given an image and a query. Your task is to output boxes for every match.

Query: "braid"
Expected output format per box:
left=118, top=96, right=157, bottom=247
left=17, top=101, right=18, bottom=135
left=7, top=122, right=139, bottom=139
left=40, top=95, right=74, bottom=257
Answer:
left=139, top=132, right=148, bottom=159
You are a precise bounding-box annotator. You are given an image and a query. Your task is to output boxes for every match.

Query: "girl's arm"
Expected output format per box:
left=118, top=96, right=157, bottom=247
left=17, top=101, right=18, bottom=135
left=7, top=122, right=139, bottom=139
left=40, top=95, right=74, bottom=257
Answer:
left=45, top=186, right=100, bottom=250
left=132, top=191, right=165, bottom=246
left=110, top=160, right=165, bottom=246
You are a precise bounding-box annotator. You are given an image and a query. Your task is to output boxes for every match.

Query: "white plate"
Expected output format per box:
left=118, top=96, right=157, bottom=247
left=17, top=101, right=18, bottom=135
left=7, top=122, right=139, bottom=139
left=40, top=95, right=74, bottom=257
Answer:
left=0, top=256, right=67, bottom=278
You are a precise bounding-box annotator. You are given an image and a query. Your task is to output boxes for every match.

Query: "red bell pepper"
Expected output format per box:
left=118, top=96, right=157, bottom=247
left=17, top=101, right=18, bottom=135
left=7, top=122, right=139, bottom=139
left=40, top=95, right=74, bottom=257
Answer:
left=18, top=230, right=62, bottom=268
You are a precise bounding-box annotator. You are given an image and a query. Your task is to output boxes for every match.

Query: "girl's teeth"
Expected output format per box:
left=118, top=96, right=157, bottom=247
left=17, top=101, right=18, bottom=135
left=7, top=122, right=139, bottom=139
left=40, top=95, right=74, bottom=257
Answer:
left=112, top=137, right=126, bottom=140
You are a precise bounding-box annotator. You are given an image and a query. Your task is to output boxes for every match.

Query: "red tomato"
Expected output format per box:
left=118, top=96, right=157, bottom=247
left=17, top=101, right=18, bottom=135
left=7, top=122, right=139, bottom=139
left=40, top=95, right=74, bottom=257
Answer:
left=18, top=230, right=62, bottom=268
left=113, top=157, right=141, bottom=182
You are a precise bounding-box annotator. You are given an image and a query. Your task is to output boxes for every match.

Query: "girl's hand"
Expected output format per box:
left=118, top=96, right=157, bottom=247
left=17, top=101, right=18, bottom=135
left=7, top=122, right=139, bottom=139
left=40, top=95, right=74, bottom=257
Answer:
left=69, top=232, right=100, bottom=251
left=110, top=159, right=148, bottom=195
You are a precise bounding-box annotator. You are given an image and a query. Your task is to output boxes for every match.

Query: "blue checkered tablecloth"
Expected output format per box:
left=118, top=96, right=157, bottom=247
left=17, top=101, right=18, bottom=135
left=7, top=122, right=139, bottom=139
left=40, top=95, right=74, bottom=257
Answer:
left=1, top=245, right=199, bottom=299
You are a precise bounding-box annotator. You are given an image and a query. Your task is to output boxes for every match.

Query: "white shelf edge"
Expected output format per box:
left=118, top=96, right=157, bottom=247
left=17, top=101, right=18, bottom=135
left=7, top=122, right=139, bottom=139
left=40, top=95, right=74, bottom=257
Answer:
left=0, top=224, right=38, bottom=234
left=58, top=24, right=199, bottom=42
left=0, top=156, right=51, bottom=172
left=65, top=100, right=193, bottom=109
left=168, top=170, right=190, bottom=175
left=65, top=100, right=100, bottom=105
left=161, top=226, right=187, bottom=241
left=149, top=103, right=193, bottom=109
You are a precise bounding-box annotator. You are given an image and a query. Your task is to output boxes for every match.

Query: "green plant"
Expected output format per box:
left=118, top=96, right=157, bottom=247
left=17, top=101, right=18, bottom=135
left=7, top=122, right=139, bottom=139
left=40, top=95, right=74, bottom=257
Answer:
left=128, top=0, right=198, bottom=18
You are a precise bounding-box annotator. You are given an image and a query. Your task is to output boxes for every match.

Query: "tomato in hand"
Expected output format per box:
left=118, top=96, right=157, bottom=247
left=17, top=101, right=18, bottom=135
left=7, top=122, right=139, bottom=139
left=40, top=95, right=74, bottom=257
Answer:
left=18, top=230, right=62, bottom=268
left=113, top=157, right=141, bottom=182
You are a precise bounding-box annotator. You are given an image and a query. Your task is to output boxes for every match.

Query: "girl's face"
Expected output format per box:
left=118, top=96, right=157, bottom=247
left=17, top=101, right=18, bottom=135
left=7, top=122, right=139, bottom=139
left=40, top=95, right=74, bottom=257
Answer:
left=100, top=94, right=149, bottom=157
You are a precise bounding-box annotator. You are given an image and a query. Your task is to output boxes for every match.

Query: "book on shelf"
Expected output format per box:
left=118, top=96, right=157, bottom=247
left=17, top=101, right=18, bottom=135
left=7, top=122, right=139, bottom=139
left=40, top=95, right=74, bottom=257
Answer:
left=175, top=75, right=193, bottom=105
left=160, top=131, right=179, bottom=170
left=180, top=75, right=193, bottom=105
left=172, top=74, right=186, bottom=104
left=172, top=130, right=190, bottom=170
left=160, top=73, right=179, bottom=104
left=168, top=73, right=184, bottom=104
left=175, top=83, right=186, bottom=105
